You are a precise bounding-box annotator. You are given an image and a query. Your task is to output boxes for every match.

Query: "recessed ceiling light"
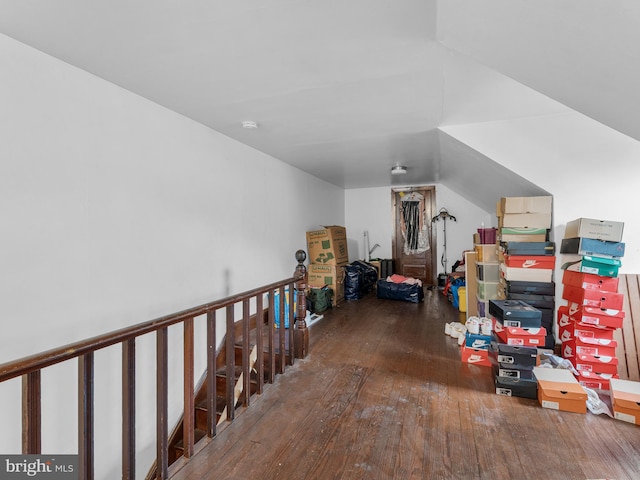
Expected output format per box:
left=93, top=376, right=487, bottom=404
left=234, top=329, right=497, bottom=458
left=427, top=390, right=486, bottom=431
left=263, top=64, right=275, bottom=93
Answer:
left=242, top=120, right=258, bottom=129
left=391, top=165, right=407, bottom=175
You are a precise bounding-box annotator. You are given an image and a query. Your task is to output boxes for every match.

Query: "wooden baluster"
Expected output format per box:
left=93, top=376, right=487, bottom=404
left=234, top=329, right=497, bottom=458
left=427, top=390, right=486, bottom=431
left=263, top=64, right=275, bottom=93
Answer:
left=267, top=291, right=276, bottom=384
left=278, top=285, right=286, bottom=374
left=156, top=328, right=169, bottom=479
left=78, top=352, right=95, bottom=480
left=22, top=370, right=41, bottom=454
left=288, top=280, right=296, bottom=366
left=242, top=299, right=251, bottom=407
left=206, top=310, right=217, bottom=438
left=225, top=305, right=235, bottom=421
left=183, top=318, right=195, bottom=458
left=294, top=249, right=310, bottom=359
left=255, top=294, right=264, bottom=394
left=122, top=339, right=136, bottom=480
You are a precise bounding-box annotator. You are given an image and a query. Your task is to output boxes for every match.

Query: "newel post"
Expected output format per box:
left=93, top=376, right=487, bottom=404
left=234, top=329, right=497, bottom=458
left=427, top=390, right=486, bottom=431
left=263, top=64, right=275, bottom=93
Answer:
left=294, top=250, right=309, bottom=359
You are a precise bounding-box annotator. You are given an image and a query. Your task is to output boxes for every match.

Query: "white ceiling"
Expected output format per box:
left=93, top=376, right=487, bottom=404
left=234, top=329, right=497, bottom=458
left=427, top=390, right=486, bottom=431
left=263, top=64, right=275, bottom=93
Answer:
left=1, top=0, right=638, bottom=197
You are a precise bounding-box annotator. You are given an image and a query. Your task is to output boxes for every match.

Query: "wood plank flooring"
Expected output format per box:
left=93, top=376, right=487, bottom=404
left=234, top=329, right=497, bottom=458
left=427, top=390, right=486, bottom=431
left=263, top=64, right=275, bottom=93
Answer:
left=171, top=288, right=640, bottom=480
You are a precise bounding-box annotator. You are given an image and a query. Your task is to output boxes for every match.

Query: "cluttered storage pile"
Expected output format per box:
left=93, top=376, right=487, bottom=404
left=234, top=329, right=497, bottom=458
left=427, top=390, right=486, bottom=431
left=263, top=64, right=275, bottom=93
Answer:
left=305, top=226, right=349, bottom=309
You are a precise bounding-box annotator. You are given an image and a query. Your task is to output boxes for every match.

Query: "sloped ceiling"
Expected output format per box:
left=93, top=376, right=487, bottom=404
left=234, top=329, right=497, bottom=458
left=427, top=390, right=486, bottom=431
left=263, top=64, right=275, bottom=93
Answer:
left=0, top=0, right=638, bottom=208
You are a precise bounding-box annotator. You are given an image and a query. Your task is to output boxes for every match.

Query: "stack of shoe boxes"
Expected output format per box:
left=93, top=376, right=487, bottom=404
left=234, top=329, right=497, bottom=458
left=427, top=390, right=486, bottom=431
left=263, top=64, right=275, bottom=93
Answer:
left=558, top=217, right=625, bottom=391
left=488, top=299, right=543, bottom=399
left=496, top=196, right=556, bottom=349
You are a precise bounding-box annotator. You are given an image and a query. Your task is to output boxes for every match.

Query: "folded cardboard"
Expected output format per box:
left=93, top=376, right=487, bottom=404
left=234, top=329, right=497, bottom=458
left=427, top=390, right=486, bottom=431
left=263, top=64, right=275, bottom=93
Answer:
left=498, top=196, right=553, bottom=215
left=489, top=299, right=542, bottom=328
left=561, top=336, right=618, bottom=358
left=495, top=375, right=538, bottom=399
left=567, top=304, right=625, bottom=330
left=564, top=218, right=624, bottom=242
left=562, top=284, right=624, bottom=310
left=610, top=378, right=640, bottom=425
left=306, top=226, right=349, bottom=265
left=461, top=344, right=492, bottom=367
left=561, top=270, right=619, bottom=292
left=503, top=254, right=556, bottom=270
left=560, top=237, right=625, bottom=258
left=500, top=263, right=554, bottom=283
left=533, top=367, right=587, bottom=414
left=500, top=241, right=556, bottom=256
left=572, top=354, right=619, bottom=376
left=561, top=255, right=621, bottom=278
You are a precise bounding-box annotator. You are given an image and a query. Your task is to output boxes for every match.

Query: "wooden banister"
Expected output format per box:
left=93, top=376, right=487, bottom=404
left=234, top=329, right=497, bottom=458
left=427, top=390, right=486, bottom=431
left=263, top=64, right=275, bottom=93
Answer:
left=0, top=252, right=309, bottom=480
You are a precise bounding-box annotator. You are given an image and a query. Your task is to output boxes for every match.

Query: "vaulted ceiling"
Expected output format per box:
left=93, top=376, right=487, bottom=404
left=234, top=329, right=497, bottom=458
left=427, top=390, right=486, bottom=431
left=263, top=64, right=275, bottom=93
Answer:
left=1, top=0, right=638, bottom=211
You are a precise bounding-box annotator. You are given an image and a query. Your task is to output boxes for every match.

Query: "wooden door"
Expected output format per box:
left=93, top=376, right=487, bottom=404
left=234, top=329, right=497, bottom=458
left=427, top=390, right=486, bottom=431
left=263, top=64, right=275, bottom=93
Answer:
left=392, top=187, right=437, bottom=286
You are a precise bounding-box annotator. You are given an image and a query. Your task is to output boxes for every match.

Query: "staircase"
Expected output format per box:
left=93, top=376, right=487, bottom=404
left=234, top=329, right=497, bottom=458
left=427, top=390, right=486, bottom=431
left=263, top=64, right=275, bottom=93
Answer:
left=149, top=324, right=293, bottom=478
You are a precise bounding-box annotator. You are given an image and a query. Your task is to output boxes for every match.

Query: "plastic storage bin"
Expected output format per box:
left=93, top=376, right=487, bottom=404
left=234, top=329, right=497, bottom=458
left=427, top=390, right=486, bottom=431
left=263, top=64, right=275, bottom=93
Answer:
left=477, top=280, right=499, bottom=301
left=476, top=262, right=500, bottom=282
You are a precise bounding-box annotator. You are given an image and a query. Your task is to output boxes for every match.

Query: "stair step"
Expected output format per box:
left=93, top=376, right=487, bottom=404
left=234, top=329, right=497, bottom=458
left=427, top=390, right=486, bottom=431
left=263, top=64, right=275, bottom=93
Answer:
left=173, top=428, right=207, bottom=456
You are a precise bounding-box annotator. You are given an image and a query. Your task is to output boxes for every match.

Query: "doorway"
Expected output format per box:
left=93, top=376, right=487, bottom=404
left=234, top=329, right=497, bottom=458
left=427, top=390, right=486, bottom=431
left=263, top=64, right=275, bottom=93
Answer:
left=391, top=186, right=437, bottom=286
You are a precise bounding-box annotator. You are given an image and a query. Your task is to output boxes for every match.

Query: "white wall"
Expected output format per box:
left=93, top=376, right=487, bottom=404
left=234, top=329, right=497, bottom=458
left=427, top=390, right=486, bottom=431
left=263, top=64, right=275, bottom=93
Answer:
left=0, top=34, right=344, bottom=479
left=345, top=184, right=494, bottom=276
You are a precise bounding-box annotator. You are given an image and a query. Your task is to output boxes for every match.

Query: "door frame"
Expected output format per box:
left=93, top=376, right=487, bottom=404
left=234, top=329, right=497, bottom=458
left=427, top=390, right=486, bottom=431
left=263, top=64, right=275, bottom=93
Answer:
left=391, top=186, right=438, bottom=286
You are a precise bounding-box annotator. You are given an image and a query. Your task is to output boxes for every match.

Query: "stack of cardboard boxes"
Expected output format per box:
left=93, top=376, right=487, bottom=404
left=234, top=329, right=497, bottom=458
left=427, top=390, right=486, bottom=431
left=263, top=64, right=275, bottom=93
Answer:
left=305, top=226, right=349, bottom=306
left=496, top=196, right=556, bottom=350
left=558, top=218, right=625, bottom=393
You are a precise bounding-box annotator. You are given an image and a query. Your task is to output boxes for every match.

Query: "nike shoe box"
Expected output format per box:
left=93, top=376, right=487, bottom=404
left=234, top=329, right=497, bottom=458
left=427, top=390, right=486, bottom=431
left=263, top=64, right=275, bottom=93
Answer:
left=489, top=299, right=542, bottom=328
left=495, top=375, right=538, bottom=399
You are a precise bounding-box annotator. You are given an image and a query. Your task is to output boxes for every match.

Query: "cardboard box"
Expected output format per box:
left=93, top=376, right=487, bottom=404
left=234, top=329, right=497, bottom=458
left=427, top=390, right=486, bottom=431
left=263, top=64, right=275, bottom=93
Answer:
left=306, top=226, right=349, bottom=265
left=501, top=279, right=555, bottom=295
left=489, top=335, right=538, bottom=369
left=533, top=367, right=587, bottom=414
left=500, top=263, right=553, bottom=283
left=500, top=241, right=556, bottom=256
left=307, top=263, right=346, bottom=306
left=562, top=284, right=624, bottom=310
left=495, top=375, right=538, bottom=399
left=560, top=237, right=625, bottom=258
left=489, top=299, right=542, bottom=328
left=500, top=213, right=552, bottom=229
left=500, top=233, right=547, bottom=243
left=503, top=254, right=556, bottom=270
left=564, top=218, right=624, bottom=242
left=577, top=370, right=617, bottom=391
left=494, top=322, right=547, bottom=347
left=557, top=308, right=615, bottom=343
left=572, top=354, right=619, bottom=376
left=464, top=332, right=492, bottom=350
left=562, top=255, right=621, bottom=278
left=610, top=378, right=640, bottom=425
left=460, top=344, right=492, bottom=367
left=499, top=196, right=553, bottom=215
left=567, top=304, right=625, bottom=330
left=500, top=227, right=548, bottom=236
left=561, top=270, right=619, bottom=292
left=561, top=336, right=618, bottom=358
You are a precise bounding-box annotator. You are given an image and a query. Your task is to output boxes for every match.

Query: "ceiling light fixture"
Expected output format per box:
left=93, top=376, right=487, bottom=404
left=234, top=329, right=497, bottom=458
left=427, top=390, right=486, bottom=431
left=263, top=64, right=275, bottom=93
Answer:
left=242, top=120, right=258, bottom=129
left=391, top=165, right=407, bottom=175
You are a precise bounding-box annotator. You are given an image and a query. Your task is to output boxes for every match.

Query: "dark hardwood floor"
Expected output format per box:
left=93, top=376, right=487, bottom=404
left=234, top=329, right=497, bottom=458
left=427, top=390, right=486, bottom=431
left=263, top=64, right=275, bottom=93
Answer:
left=172, top=288, right=640, bottom=480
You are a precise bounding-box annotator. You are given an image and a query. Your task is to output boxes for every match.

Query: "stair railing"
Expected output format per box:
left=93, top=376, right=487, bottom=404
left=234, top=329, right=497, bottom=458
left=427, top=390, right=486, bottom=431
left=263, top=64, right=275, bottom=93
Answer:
left=0, top=252, right=309, bottom=480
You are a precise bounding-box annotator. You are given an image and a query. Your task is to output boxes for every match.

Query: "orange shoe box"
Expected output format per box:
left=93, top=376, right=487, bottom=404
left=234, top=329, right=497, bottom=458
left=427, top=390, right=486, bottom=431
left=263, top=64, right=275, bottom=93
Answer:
left=561, top=336, right=618, bottom=359
left=503, top=254, right=556, bottom=269
left=533, top=367, right=587, bottom=414
left=610, top=378, right=640, bottom=425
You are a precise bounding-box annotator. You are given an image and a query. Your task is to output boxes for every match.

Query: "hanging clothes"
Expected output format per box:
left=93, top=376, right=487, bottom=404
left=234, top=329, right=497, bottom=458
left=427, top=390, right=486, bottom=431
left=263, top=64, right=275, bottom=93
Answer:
left=400, top=192, right=430, bottom=255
